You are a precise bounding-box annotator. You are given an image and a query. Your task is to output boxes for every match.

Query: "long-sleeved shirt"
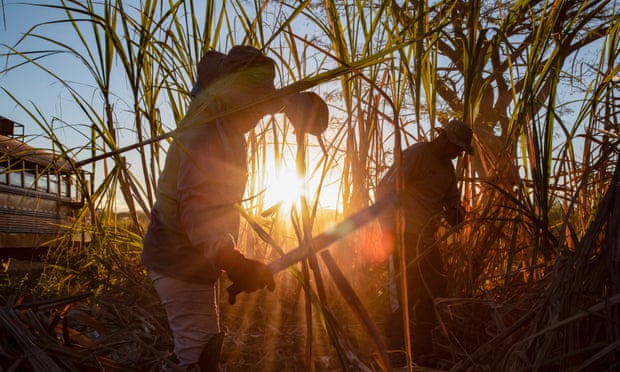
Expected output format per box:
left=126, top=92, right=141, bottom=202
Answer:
left=142, top=100, right=248, bottom=285
left=378, top=142, right=461, bottom=237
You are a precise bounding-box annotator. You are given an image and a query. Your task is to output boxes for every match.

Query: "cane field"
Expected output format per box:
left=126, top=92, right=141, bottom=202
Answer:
left=0, top=1, right=619, bottom=371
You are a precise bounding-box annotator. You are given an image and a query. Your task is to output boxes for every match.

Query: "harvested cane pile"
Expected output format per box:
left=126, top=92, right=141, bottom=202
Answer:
left=0, top=285, right=173, bottom=372
left=0, top=255, right=389, bottom=372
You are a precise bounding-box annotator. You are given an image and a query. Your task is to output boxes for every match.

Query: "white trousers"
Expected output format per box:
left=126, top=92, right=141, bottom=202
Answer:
left=150, top=271, right=221, bottom=367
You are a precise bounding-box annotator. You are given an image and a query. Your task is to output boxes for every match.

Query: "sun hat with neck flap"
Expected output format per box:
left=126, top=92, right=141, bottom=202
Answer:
left=191, top=45, right=277, bottom=97
left=190, top=45, right=329, bottom=137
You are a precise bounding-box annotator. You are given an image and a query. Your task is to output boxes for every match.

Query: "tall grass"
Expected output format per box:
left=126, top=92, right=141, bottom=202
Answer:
left=1, top=0, right=618, bottom=370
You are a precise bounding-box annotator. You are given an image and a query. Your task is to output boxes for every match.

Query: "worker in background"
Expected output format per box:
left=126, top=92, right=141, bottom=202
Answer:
left=377, top=119, right=474, bottom=366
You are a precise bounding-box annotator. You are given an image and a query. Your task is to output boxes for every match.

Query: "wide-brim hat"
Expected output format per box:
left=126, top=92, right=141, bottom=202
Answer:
left=442, top=119, right=474, bottom=155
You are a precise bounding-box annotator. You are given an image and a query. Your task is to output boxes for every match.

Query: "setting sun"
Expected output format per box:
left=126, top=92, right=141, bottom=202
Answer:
left=262, top=165, right=305, bottom=213
left=257, top=147, right=342, bottom=215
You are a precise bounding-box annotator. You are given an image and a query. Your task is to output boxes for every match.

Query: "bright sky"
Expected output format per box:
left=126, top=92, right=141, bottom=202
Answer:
left=1, top=2, right=98, bottom=146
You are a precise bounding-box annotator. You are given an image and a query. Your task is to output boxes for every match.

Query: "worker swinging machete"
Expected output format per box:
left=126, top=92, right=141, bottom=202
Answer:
left=226, top=195, right=395, bottom=304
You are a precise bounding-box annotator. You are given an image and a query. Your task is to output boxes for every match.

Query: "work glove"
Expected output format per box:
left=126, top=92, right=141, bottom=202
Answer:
left=283, top=92, right=329, bottom=136
left=445, top=205, right=466, bottom=227
left=217, top=247, right=275, bottom=304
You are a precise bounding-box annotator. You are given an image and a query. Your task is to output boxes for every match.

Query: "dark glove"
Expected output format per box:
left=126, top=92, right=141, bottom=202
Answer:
left=283, top=92, right=329, bottom=136
left=217, top=248, right=275, bottom=304
left=445, top=205, right=465, bottom=226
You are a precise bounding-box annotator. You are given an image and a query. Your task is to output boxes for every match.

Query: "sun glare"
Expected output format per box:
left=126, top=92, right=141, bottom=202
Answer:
left=258, top=144, right=342, bottom=214
left=262, top=166, right=305, bottom=213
